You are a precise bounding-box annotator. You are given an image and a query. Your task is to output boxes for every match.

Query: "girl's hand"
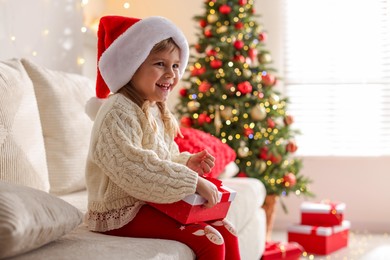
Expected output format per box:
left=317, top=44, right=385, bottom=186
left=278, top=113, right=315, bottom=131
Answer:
left=196, top=177, right=219, bottom=208
left=187, top=150, right=215, bottom=176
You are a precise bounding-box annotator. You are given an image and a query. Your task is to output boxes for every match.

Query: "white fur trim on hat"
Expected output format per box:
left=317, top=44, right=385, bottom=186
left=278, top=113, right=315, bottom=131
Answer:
left=99, top=16, right=189, bottom=94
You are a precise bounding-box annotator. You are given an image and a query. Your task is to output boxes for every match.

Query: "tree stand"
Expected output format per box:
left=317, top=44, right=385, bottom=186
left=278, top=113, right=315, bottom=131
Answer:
left=262, top=194, right=279, bottom=241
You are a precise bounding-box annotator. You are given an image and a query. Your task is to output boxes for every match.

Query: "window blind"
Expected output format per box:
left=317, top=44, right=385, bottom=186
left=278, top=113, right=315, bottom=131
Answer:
left=282, top=0, right=390, bottom=156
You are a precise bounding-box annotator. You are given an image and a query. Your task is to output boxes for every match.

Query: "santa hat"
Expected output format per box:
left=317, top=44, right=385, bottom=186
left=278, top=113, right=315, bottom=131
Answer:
left=85, top=15, right=189, bottom=119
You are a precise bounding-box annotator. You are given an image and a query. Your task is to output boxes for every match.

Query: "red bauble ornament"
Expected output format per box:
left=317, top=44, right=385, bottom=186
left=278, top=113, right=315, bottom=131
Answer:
left=238, top=0, right=247, bottom=5
left=269, top=153, right=282, bottom=163
left=258, top=147, right=269, bottom=160
left=244, top=127, right=254, bottom=137
left=235, top=22, right=244, bottom=30
left=233, top=55, right=246, bottom=63
left=206, top=49, right=217, bottom=56
left=179, top=88, right=187, bottom=97
left=204, top=29, right=213, bottom=38
left=286, top=141, right=298, bottom=153
left=198, top=113, right=211, bottom=125
left=259, top=32, right=267, bottom=42
left=283, top=173, right=297, bottom=187
left=199, top=81, right=211, bottom=93
left=180, top=117, right=192, bottom=128
left=191, top=66, right=206, bottom=76
left=219, top=4, right=232, bottom=14
left=262, top=74, right=276, bottom=86
left=210, top=59, right=222, bottom=69
left=234, top=40, right=245, bottom=50
left=237, top=81, right=252, bottom=94
left=199, top=19, right=207, bottom=28
left=248, top=48, right=258, bottom=60
left=267, top=118, right=275, bottom=128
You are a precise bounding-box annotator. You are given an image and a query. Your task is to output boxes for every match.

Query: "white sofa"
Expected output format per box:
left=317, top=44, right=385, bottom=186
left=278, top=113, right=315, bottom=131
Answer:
left=0, top=58, right=267, bottom=260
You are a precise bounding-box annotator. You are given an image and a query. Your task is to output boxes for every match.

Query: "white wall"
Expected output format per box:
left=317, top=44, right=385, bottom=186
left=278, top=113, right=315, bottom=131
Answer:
left=0, top=0, right=84, bottom=73
left=2, top=0, right=388, bottom=233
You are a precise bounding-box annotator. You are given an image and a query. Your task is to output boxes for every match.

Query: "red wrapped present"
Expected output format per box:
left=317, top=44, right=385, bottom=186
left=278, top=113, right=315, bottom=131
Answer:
left=301, top=200, right=345, bottom=227
left=147, top=178, right=236, bottom=224
left=261, top=241, right=304, bottom=260
left=288, top=220, right=350, bottom=255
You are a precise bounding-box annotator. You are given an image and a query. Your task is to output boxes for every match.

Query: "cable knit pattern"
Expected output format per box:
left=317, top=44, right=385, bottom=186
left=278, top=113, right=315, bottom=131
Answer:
left=86, top=94, right=198, bottom=232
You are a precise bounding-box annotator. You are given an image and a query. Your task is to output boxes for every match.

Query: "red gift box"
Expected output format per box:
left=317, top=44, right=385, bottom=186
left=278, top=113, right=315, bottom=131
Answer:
left=301, top=201, right=345, bottom=227
left=147, top=178, right=236, bottom=224
left=288, top=220, right=350, bottom=255
left=261, top=241, right=304, bottom=260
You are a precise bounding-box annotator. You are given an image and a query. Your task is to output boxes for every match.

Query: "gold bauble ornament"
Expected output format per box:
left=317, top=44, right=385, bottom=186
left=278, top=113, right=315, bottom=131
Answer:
left=258, top=53, right=272, bottom=64
left=238, top=146, right=249, bottom=158
left=187, top=101, right=200, bottom=112
left=243, top=69, right=252, bottom=78
left=207, top=14, right=218, bottom=24
left=269, top=93, right=280, bottom=104
left=250, top=104, right=267, bottom=121
left=220, top=106, right=233, bottom=120
left=217, top=25, right=228, bottom=34
left=255, top=160, right=267, bottom=174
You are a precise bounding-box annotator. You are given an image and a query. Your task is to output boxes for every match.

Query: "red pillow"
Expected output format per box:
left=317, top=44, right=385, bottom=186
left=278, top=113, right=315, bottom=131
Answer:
left=174, top=127, right=236, bottom=178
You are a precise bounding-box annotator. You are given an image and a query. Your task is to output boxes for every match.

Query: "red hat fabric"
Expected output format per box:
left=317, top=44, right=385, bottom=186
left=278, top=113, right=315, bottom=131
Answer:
left=96, top=15, right=189, bottom=99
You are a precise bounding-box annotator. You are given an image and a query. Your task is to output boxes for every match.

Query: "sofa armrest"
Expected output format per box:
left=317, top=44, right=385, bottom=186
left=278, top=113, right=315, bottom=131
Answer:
left=222, top=177, right=267, bottom=259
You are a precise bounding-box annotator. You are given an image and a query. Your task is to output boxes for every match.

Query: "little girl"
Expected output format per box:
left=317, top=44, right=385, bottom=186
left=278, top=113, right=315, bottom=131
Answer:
left=85, top=15, right=241, bottom=260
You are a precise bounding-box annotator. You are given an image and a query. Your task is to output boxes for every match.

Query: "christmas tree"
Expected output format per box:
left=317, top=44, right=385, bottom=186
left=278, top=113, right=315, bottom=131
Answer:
left=175, top=0, right=313, bottom=210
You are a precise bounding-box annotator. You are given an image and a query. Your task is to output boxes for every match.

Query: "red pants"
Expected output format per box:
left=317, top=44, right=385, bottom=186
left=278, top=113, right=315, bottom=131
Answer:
left=103, top=205, right=241, bottom=260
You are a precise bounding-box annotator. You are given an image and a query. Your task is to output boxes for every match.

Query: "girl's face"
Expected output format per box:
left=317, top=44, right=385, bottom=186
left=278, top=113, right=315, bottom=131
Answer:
left=131, top=46, right=181, bottom=103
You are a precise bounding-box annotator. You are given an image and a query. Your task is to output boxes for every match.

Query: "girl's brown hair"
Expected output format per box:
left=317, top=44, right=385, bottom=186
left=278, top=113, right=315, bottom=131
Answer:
left=118, top=38, right=181, bottom=138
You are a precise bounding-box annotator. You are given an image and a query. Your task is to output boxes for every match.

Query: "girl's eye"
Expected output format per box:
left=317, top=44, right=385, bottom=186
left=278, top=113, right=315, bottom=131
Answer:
left=173, top=64, right=180, bottom=69
left=156, top=62, right=164, bottom=67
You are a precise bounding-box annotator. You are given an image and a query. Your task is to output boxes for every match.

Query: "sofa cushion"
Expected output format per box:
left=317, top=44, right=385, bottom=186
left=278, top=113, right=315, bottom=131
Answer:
left=0, top=59, right=49, bottom=192
left=21, top=59, right=94, bottom=195
left=0, top=181, right=83, bottom=259
left=174, top=127, right=236, bottom=178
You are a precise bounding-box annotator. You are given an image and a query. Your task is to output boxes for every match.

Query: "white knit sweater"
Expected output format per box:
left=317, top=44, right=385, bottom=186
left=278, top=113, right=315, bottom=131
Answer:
left=85, top=94, right=198, bottom=232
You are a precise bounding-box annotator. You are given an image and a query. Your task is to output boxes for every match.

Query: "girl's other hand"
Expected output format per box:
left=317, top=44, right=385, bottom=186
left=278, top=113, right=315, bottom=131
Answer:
left=187, top=150, right=215, bottom=176
left=196, top=177, right=219, bottom=208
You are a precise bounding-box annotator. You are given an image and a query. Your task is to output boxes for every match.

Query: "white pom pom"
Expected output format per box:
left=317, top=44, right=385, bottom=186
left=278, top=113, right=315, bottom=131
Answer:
left=85, top=97, right=105, bottom=121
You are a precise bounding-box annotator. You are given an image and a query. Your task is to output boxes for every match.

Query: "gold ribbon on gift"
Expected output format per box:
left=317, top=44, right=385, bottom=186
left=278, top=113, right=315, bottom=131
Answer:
left=265, top=242, right=287, bottom=258
left=320, top=199, right=342, bottom=221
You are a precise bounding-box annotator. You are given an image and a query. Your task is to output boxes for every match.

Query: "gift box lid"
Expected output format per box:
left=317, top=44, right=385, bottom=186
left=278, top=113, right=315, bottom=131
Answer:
left=301, top=200, right=346, bottom=214
left=262, top=241, right=304, bottom=259
left=288, top=220, right=351, bottom=236
left=182, top=184, right=237, bottom=206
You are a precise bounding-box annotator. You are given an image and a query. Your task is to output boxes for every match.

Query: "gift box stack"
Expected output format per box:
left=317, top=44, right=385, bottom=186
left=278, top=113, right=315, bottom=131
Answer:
left=287, top=201, right=350, bottom=255
left=147, top=177, right=237, bottom=224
